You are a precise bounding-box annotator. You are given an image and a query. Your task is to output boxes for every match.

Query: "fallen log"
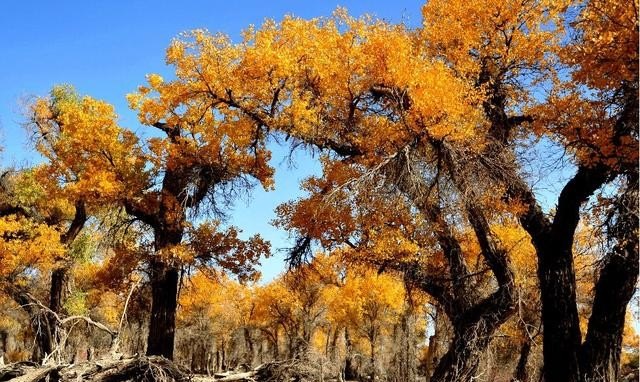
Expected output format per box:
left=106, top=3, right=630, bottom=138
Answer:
left=0, top=356, right=189, bottom=382
left=12, top=365, right=63, bottom=382
left=217, top=371, right=256, bottom=381
left=0, top=361, right=38, bottom=381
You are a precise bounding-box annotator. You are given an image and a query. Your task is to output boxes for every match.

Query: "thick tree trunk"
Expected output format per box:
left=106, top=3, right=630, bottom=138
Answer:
left=146, top=260, right=179, bottom=359
left=516, top=165, right=609, bottom=382
left=579, top=175, right=638, bottom=382
left=537, top=242, right=582, bottom=382
left=31, top=324, right=54, bottom=364
left=579, top=230, right=638, bottom=380
left=49, top=268, right=68, bottom=315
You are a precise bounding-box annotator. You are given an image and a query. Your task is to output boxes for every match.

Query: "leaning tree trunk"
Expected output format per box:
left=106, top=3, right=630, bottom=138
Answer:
left=244, top=327, right=255, bottom=366
left=512, top=164, right=611, bottom=382
left=579, top=245, right=638, bottom=382
left=579, top=178, right=639, bottom=382
left=52, top=199, right=86, bottom=316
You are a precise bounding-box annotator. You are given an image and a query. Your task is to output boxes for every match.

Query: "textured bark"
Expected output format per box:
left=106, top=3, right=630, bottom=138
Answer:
left=0, top=356, right=189, bottom=382
left=143, top=170, right=186, bottom=360
left=391, top=160, right=516, bottom=382
left=510, top=164, right=611, bottom=382
left=369, top=330, right=376, bottom=381
left=49, top=268, right=68, bottom=316
left=329, top=328, right=340, bottom=362
left=146, top=260, right=179, bottom=359
left=51, top=200, right=87, bottom=315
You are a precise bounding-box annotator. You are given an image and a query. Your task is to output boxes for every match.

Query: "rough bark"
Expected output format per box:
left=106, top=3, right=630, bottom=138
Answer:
left=0, top=356, right=189, bottom=382
left=389, top=153, right=516, bottom=382
left=49, top=268, right=68, bottom=316
left=144, top=173, right=186, bottom=360
left=369, top=330, right=376, bottom=381
left=508, top=164, right=611, bottom=382
left=146, top=260, right=180, bottom=359
left=51, top=199, right=87, bottom=316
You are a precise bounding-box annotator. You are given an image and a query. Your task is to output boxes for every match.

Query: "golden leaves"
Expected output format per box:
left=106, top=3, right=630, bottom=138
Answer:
left=0, top=214, right=65, bottom=282
left=564, top=0, right=639, bottom=89
left=29, top=86, right=146, bottom=204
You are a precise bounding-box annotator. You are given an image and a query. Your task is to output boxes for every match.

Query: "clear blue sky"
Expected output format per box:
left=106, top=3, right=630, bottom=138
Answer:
left=0, top=1, right=425, bottom=281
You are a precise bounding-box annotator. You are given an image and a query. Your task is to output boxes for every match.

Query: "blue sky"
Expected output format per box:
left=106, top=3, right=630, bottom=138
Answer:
left=0, top=1, right=425, bottom=281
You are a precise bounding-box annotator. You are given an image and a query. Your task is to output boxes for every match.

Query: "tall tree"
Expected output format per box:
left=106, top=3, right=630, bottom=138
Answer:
left=156, top=2, right=637, bottom=378
left=419, top=0, right=638, bottom=379
left=29, top=84, right=272, bottom=360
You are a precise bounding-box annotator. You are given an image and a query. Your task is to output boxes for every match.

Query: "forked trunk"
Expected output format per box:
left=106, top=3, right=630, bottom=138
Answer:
left=430, top=286, right=515, bottom=382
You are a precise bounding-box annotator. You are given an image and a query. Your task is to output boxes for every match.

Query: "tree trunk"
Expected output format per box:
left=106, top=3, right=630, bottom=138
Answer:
left=537, top=242, right=582, bottom=382
left=146, top=260, right=179, bottom=359
left=344, top=328, right=358, bottom=381
left=579, top=174, right=638, bottom=382
left=369, top=331, right=376, bottom=381
left=430, top=285, right=515, bottom=382
left=515, top=165, right=610, bottom=382
left=329, top=327, right=340, bottom=362
left=31, top=319, right=54, bottom=364
left=512, top=339, right=531, bottom=382
left=389, top=306, right=417, bottom=382
left=273, top=329, right=279, bottom=360
left=425, top=308, right=444, bottom=382
left=579, top=236, right=638, bottom=380
left=3, top=285, right=54, bottom=363
left=243, top=327, right=254, bottom=366
left=49, top=268, right=68, bottom=315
